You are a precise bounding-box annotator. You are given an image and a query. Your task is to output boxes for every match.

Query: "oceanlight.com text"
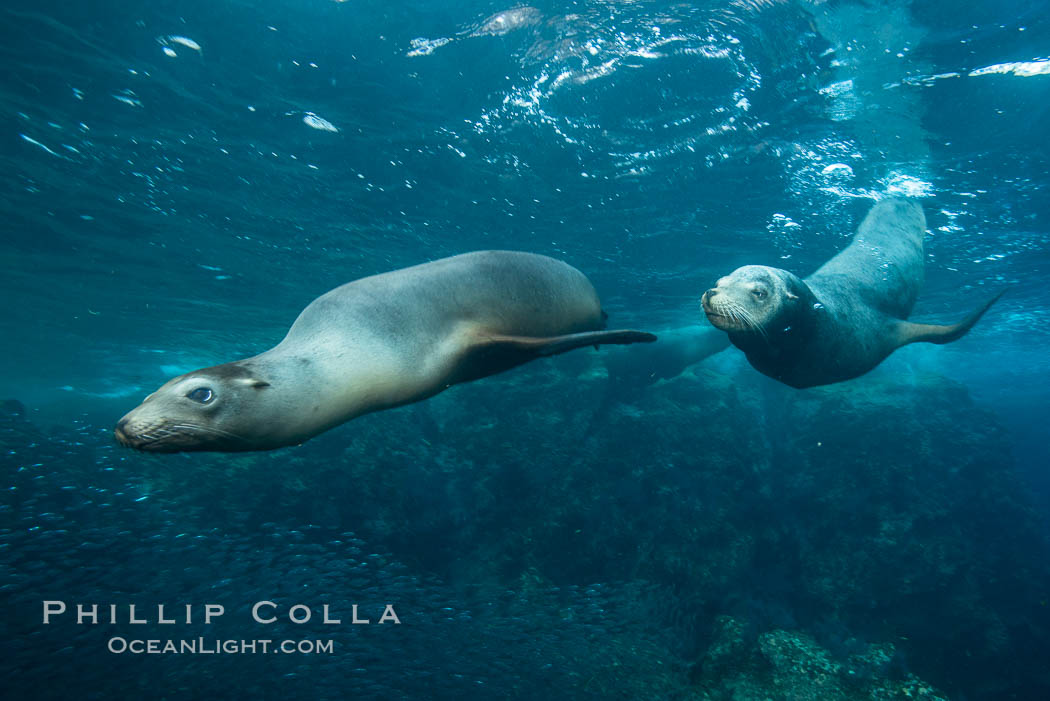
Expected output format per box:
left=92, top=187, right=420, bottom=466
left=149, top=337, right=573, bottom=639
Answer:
left=107, top=637, right=335, bottom=655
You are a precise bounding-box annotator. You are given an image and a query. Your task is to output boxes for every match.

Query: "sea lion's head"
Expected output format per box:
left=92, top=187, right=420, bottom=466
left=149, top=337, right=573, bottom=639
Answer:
left=114, top=362, right=274, bottom=452
left=701, top=265, right=809, bottom=337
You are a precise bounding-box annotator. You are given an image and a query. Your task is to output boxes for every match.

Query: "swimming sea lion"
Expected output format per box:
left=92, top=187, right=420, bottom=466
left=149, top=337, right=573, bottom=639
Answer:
left=603, top=324, right=730, bottom=389
left=700, top=198, right=1001, bottom=388
left=115, top=251, right=655, bottom=452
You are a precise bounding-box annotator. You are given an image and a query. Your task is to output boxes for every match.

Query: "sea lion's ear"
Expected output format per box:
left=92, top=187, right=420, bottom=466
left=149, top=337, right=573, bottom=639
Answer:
left=236, top=378, right=271, bottom=389
left=786, top=292, right=799, bottom=300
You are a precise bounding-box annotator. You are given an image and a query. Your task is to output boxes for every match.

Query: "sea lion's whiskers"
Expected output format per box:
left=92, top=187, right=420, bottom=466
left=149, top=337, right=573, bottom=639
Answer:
left=170, top=423, right=244, bottom=441
left=736, top=306, right=768, bottom=341
left=145, top=434, right=179, bottom=449
left=717, top=299, right=769, bottom=342
left=719, top=300, right=741, bottom=324
left=724, top=300, right=749, bottom=326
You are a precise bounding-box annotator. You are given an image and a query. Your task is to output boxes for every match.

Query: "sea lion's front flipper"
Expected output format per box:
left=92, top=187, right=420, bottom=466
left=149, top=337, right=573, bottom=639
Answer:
left=454, top=329, right=657, bottom=383
left=896, top=291, right=1004, bottom=346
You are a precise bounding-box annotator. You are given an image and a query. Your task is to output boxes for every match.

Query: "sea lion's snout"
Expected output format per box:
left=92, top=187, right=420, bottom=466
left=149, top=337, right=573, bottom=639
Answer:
left=113, top=415, right=198, bottom=452
left=702, top=287, right=729, bottom=324
left=113, top=412, right=164, bottom=451
left=113, top=408, right=195, bottom=452
left=114, top=418, right=131, bottom=447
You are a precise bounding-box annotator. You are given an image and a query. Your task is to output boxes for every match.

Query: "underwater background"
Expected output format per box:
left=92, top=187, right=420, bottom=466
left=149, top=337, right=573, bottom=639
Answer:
left=2, top=0, right=1049, bottom=698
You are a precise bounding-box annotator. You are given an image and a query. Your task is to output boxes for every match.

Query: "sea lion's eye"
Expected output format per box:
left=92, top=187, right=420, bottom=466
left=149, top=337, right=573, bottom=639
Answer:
left=752, top=288, right=767, bottom=299
left=186, top=387, right=214, bottom=403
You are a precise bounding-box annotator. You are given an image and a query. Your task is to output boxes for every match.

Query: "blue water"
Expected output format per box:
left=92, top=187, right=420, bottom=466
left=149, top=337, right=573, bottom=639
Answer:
left=2, top=1, right=1050, bottom=698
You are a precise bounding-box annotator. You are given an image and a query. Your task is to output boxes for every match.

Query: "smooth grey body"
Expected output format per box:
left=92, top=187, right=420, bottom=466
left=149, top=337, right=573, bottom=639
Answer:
left=762, top=198, right=924, bottom=386
left=115, top=251, right=654, bottom=452
left=604, top=324, right=731, bottom=388
left=702, top=199, right=1000, bottom=388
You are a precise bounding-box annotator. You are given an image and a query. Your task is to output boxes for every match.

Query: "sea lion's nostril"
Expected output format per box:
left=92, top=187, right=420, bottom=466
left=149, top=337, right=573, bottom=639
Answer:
left=114, top=419, right=130, bottom=444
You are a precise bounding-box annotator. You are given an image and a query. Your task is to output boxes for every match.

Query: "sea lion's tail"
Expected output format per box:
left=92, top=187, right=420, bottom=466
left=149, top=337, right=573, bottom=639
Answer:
left=897, top=291, right=1004, bottom=345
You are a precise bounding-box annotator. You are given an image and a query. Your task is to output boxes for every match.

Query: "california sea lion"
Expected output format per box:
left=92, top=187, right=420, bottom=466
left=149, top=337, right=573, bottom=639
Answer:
left=603, top=324, right=730, bottom=389
left=115, top=251, right=655, bottom=452
left=701, top=199, right=1001, bottom=388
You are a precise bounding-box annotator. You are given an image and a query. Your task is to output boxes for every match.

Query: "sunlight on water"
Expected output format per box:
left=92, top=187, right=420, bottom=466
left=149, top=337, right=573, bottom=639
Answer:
left=302, top=112, right=340, bottom=132
left=969, top=59, right=1050, bottom=77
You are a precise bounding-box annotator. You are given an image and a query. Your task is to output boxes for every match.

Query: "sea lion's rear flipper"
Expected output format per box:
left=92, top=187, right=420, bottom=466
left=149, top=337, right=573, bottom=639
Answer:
left=896, top=291, right=1004, bottom=345
left=455, top=329, right=657, bottom=383
left=501, top=329, right=657, bottom=356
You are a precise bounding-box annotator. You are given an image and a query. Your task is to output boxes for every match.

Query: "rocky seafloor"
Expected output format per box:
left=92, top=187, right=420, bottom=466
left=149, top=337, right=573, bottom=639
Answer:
left=2, top=352, right=1048, bottom=699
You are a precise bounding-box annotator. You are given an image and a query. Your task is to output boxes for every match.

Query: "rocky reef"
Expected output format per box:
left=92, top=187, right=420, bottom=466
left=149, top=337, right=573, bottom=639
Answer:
left=695, top=615, right=948, bottom=700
